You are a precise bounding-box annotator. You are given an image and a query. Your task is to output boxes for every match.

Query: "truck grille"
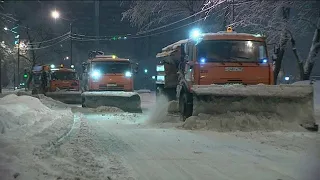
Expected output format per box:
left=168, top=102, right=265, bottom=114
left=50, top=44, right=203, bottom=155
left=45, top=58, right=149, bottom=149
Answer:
left=99, top=84, right=124, bottom=90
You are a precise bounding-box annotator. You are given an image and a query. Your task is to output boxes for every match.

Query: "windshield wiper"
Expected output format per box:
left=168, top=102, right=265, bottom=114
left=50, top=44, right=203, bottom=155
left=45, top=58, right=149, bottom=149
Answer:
left=228, top=57, right=246, bottom=65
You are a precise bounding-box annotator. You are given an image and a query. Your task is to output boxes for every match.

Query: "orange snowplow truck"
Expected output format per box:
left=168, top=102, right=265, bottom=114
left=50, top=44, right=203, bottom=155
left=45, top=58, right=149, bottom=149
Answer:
left=49, top=65, right=79, bottom=92
left=156, top=27, right=316, bottom=130
left=81, top=52, right=141, bottom=112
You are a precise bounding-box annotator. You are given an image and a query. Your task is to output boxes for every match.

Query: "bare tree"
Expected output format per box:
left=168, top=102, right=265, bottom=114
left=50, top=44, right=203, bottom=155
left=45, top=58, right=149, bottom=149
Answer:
left=290, top=13, right=320, bottom=80
left=204, top=0, right=319, bottom=82
left=121, top=1, right=206, bottom=33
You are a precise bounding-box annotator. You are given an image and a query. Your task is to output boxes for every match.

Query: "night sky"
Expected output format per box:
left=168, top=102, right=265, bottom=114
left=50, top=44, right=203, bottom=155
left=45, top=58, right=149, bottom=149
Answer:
left=1, top=1, right=319, bottom=89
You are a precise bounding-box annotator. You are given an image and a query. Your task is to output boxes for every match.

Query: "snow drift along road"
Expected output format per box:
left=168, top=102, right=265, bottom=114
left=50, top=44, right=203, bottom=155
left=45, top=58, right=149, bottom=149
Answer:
left=0, top=94, right=74, bottom=180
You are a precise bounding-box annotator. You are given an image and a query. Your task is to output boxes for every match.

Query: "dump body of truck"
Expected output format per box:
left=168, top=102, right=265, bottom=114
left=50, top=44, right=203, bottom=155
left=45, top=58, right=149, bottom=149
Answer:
left=81, top=54, right=141, bottom=112
left=156, top=27, right=316, bottom=130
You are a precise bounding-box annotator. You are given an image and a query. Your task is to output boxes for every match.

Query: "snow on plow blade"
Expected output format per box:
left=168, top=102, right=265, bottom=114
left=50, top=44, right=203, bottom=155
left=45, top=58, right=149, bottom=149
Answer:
left=191, top=84, right=316, bottom=129
left=45, top=91, right=82, bottom=104
left=81, top=91, right=142, bottom=113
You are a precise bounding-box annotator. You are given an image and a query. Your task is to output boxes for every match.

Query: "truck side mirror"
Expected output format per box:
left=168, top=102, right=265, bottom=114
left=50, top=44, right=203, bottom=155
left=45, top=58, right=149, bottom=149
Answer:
left=132, top=62, right=139, bottom=73
left=81, top=63, right=87, bottom=72
left=180, top=44, right=186, bottom=62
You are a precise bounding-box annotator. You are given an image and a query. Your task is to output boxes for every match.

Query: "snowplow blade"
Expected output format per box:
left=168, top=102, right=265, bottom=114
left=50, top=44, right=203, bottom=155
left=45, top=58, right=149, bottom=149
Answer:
left=191, top=84, right=316, bottom=130
left=45, top=91, right=82, bottom=104
left=81, top=91, right=142, bottom=113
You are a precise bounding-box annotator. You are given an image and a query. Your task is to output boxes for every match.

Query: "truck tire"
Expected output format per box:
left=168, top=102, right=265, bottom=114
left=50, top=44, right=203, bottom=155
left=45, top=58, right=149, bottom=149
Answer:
left=81, top=97, right=86, bottom=108
left=179, top=92, right=193, bottom=121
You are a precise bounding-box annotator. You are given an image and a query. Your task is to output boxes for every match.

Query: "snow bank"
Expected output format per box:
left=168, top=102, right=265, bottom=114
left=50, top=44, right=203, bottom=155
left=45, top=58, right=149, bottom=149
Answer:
left=0, top=94, right=52, bottom=133
left=0, top=94, right=74, bottom=179
left=182, top=112, right=307, bottom=131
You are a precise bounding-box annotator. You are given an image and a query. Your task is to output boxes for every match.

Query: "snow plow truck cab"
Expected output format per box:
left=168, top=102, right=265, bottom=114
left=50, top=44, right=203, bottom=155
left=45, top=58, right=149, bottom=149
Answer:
left=81, top=52, right=141, bottom=112
left=49, top=65, right=79, bottom=92
left=31, top=64, right=82, bottom=104
left=156, top=27, right=317, bottom=130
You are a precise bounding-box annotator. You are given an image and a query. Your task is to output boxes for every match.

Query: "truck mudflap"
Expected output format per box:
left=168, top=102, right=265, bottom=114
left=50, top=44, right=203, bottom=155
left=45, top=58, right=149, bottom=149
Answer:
left=45, top=91, right=82, bottom=104
left=81, top=91, right=142, bottom=113
left=190, top=84, right=316, bottom=129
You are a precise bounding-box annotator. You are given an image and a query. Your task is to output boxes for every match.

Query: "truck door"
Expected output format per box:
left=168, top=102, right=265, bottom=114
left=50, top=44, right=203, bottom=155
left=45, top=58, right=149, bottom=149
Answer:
left=185, top=43, right=194, bottom=83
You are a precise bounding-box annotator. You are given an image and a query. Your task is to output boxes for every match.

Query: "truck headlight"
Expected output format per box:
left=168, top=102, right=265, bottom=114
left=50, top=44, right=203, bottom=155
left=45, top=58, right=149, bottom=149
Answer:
left=91, top=70, right=101, bottom=79
left=125, top=71, right=132, bottom=77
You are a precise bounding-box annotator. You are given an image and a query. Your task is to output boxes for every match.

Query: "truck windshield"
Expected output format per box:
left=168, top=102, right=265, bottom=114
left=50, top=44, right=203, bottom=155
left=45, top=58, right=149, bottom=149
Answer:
left=51, top=71, right=77, bottom=80
left=197, top=40, right=267, bottom=63
left=91, top=61, right=130, bottom=74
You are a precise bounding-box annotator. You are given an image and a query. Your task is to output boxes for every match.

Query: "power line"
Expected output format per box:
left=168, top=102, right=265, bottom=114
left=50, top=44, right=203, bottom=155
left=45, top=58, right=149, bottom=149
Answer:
left=70, top=16, right=207, bottom=42
left=27, top=35, right=70, bottom=50
left=27, top=31, right=70, bottom=45
left=136, top=1, right=225, bottom=35
left=72, top=33, right=131, bottom=38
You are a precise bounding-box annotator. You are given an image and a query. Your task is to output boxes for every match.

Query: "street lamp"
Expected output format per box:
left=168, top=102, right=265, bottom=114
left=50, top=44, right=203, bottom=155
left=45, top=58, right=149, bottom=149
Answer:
left=51, top=10, right=60, bottom=19
left=144, top=69, right=148, bottom=73
left=4, top=27, right=8, bottom=31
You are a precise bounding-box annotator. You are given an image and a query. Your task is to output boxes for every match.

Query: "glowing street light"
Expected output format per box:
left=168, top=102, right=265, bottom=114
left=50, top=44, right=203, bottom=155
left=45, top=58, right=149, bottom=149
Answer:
left=65, top=56, right=69, bottom=60
left=144, top=69, right=148, bottom=73
left=51, top=10, right=60, bottom=19
left=284, top=76, right=290, bottom=81
left=3, top=27, right=8, bottom=31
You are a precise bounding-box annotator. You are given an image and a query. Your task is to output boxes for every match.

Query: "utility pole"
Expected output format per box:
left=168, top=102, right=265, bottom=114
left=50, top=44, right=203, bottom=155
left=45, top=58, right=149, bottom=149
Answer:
left=70, top=22, right=73, bottom=66
left=17, top=33, right=20, bottom=86
left=94, top=0, right=100, bottom=49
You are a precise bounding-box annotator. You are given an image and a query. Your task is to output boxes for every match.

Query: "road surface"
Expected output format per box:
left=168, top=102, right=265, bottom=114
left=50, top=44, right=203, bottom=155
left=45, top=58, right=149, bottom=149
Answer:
left=45, top=92, right=319, bottom=180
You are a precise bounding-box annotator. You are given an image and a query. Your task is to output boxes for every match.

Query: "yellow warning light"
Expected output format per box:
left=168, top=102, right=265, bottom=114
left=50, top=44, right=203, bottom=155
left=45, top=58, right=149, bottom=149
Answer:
left=112, top=55, right=116, bottom=59
left=60, top=64, right=64, bottom=68
left=227, top=26, right=233, bottom=32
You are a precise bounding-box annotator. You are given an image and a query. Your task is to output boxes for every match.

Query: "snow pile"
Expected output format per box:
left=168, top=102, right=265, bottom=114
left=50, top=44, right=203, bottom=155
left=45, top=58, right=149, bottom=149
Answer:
left=0, top=94, right=52, bottom=133
left=94, top=106, right=124, bottom=113
left=182, top=112, right=307, bottom=131
left=0, top=94, right=74, bottom=179
left=36, top=94, right=71, bottom=109
left=167, top=100, right=179, bottom=113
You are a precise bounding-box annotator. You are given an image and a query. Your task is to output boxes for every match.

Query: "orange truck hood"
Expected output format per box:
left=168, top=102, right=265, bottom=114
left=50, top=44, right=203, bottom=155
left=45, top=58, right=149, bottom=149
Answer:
left=194, top=62, right=272, bottom=85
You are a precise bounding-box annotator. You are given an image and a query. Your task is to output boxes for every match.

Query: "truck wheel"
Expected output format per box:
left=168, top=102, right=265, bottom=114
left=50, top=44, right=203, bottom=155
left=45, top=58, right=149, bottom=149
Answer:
left=81, top=97, right=86, bottom=108
left=179, top=92, right=193, bottom=121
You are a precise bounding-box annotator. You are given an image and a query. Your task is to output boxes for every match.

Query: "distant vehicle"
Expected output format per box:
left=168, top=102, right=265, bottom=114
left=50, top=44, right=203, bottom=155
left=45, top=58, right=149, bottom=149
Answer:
left=49, top=65, right=79, bottom=92
left=30, top=64, right=81, bottom=104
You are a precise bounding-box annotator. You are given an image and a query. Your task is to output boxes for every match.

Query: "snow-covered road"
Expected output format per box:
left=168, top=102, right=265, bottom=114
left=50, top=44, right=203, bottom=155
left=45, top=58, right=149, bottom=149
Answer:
left=68, top=112, right=318, bottom=180
left=1, top=91, right=319, bottom=180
